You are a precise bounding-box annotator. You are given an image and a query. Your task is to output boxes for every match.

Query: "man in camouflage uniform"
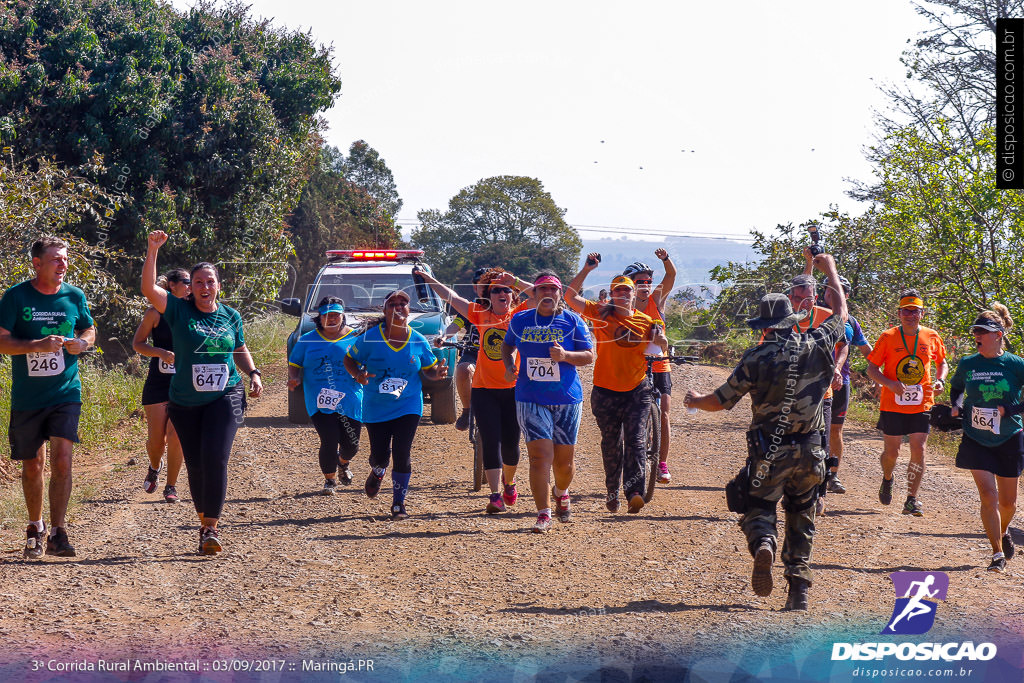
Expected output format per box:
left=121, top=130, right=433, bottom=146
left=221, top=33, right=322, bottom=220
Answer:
left=685, top=252, right=847, bottom=610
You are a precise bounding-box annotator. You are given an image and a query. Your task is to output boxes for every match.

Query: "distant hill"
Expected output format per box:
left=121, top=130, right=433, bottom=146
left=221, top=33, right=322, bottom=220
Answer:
left=577, top=235, right=755, bottom=295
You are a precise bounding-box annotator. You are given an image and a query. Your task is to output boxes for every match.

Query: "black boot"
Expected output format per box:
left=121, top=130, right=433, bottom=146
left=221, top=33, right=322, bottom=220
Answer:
left=783, top=576, right=809, bottom=611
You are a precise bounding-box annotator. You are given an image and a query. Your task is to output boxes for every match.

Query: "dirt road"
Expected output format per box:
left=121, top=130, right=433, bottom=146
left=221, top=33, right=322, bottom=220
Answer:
left=0, top=361, right=1021, bottom=681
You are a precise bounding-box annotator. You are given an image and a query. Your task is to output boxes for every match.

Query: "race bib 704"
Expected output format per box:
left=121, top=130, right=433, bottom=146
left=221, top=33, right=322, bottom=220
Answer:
left=526, top=357, right=560, bottom=382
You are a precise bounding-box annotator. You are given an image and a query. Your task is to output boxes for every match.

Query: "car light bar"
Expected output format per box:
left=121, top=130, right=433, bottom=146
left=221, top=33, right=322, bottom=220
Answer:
left=326, top=249, right=424, bottom=260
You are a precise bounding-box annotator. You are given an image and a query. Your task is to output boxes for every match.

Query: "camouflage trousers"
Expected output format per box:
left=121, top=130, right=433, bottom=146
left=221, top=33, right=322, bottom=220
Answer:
left=740, top=442, right=826, bottom=584
left=591, top=380, right=653, bottom=500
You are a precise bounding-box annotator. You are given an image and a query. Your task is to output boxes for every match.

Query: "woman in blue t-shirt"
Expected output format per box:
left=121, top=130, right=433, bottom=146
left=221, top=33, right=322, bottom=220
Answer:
left=950, top=304, right=1024, bottom=572
left=142, top=230, right=264, bottom=555
left=288, top=297, right=364, bottom=494
left=344, top=289, right=448, bottom=520
left=501, top=271, right=594, bottom=533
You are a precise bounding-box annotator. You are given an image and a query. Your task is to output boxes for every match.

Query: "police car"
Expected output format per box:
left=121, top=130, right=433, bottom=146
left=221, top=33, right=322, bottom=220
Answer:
left=281, top=249, right=457, bottom=424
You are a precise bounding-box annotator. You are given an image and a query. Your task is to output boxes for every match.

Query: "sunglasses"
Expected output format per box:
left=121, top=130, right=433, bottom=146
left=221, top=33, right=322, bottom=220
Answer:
left=490, top=287, right=513, bottom=294
left=634, top=279, right=652, bottom=285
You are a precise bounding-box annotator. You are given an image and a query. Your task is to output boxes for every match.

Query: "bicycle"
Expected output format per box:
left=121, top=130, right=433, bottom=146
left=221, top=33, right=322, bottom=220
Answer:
left=637, top=353, right=698, bottom=503
left=436, top=340, right=484, bottom=491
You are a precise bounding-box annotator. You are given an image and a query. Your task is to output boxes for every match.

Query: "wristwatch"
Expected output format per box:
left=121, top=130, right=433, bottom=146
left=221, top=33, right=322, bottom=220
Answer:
left=249, top=369, right=262, bottom=379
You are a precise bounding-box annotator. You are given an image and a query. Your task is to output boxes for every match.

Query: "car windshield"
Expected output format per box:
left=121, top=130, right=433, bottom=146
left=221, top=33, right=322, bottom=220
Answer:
left=306, top=272, right=441, bottom=314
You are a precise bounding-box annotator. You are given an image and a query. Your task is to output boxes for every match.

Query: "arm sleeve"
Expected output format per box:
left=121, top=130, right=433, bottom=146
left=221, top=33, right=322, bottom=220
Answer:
left=850, top=318, right=869, bottom=347
left=287, top=336, right=305, bottom=367
left=233, top=308, right=245, bottom=349
left=418, top=336, right=438, bottom=369
left=573, top=313, right=594, bottom=350
left=714, top=356, right=755, bottom=410
left=75, top=290, right=95, bottom=331
left=949, top=363, right=965, bottom=408
left=0, top=289, right=16, bottom=332
left=504, top=317, right=520, bottom=349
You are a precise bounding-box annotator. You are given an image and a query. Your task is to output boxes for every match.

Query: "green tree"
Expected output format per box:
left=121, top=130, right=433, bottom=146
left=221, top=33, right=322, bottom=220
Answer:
left=339, top=140, right=403, bottom=219
left=0, top=0, right=341, bottom=317
left=0, top=152, right=133, bottom=333
left=411, top=175, right=582, bottom=285
left=285, top=145, right=401, bottom=294
left=871, top=122, right=1024, bottom=344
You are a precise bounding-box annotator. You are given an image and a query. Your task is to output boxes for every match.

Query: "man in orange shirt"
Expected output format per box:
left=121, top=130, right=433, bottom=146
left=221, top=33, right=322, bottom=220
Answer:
left=566, top=254, right=668, bottom=514
left=867, top=290, right=948, bottom=516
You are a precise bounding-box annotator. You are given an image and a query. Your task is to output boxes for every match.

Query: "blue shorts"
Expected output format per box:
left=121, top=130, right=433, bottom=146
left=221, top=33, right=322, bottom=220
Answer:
left=516, top=401, right=582, bottom=445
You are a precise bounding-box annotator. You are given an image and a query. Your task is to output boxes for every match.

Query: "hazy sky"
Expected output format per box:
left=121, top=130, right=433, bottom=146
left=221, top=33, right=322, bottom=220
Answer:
left=174, top=1, right=935, bottom=242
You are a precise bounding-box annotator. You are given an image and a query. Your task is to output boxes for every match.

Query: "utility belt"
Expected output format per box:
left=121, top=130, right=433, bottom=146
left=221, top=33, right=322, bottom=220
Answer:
left=724, top=427, right=829, bottom=515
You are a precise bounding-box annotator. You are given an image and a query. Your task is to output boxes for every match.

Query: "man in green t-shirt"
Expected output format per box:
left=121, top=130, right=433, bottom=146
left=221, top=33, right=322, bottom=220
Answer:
left=0, top=236, right=95, bottom=558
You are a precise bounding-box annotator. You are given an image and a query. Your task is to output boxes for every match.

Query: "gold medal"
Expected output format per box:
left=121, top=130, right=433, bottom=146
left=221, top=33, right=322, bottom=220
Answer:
left=896, top=355, right=925, bottom=385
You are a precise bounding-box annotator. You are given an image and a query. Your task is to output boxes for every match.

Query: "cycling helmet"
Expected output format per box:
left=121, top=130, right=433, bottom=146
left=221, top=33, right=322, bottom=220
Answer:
left=837, top=275, right=852, bottom=295
left=472, top=267, right=490, bottom=284
left=622, top=261, right=654, bottom=279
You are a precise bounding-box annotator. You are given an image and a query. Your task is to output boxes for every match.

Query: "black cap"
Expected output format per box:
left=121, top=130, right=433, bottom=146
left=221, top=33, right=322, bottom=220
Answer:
left=970, top=317, right=1004, bottom=333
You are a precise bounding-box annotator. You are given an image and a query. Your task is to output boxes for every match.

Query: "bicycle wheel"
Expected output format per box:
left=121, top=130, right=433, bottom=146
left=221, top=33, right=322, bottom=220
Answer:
left=643, top=400, right=661, bottom=503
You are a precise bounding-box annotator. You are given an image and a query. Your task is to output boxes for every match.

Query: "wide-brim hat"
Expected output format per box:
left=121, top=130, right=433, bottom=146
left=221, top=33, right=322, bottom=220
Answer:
left=746, top=293, right=809, bottom=330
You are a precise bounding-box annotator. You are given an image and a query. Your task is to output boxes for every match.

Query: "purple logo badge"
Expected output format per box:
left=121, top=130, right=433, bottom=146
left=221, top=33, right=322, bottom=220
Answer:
left=882, top=571, right=949, bottom=635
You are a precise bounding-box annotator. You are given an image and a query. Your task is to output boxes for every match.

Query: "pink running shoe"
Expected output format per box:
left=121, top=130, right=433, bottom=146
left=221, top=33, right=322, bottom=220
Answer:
left=657, top=462, right=672, bottom=484
left=486, top=492, right=506, bottom=514
left=501, top=475, right=518, bottom=506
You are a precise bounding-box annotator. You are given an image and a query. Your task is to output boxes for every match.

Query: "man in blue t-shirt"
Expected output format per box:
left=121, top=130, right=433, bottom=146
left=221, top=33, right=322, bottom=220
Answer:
left=0, top=237, right=95, bottom=558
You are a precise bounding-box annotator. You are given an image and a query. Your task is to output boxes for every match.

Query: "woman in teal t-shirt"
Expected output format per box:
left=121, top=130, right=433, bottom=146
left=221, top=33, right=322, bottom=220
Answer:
left=344, top=289, right=448, bottom=520
left=142, top=230, right=264, bottom=556
left=950, top=304, right=1024, bottom=573
left=288, top=296, right=364, bottom=494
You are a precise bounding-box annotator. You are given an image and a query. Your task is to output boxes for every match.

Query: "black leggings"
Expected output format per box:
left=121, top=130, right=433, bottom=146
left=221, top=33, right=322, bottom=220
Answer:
left=365, top=413, right=420, bottom=474
left=471, top=387, right=521, bottom=470
left=168, top=384, right=246, bottom=520
left=310, top=412, right=362, bottom=475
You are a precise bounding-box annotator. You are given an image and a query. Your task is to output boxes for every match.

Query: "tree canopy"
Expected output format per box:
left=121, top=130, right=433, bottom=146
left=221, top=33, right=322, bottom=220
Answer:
left=412, top=175, right=582, bottom=285
left=0, top=0, right=341, bottom=324
left=284, top=144, right=401, bottom=295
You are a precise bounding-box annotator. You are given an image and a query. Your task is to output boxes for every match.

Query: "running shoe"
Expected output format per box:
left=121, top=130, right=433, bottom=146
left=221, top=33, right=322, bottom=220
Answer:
left=827, top=476, right=846, bottom=494
left=501, top=474, right=518, bottom=507
left=200, top=526, right=222, bottom=555
left=627, top=493, right=645, bottom=514
left=878, top=476, right=894, bottom=506
left=657, top=462, right=672, bottom=484
left=902, top=496, right=923, bottom=517
left=322, top=478, right=337, bottom=496
left=531, top=512, right=552, bottom=533
left=364, top=471, right=384, bottom=499
left=143, top=465, right=160, bottom=494
left=554, top=493, right=572, bottom=523
left=163, top=484, right=179, bottom=503
left=391, top=503, right=408, bottom=521
left=455, top=410, right=470, bottom=431
left=1002, top=533, right=1015, bottom=561
left=23, top=524, right=45, bottom=560
left=486, top=492, right=506, bottom=514
left=815, top=497, right=825, bottom=517
left=338, top=465, right=354, bottom=486
left=606, top=495, right=620, bottom=513
left=988, top=556, right=1007, bottom=573
left=751, top=540, right=774, bottom=597
left=45, top=527, right=76, bottom=557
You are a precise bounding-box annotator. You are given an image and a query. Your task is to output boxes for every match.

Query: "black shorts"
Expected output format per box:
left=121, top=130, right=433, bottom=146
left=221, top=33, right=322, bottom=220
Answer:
left=141, top=372, right=172, bottom=406
left=877, top=410, right=931, bottom=437
left=458, top=351, right=476, bottom=366
left=956, top=432, right=1024, bottom=478
left=8, top=402, right=82, bottom=460
left=831, top=382, right=850, bottom=425
left=652, top=371, right=672, bottom=396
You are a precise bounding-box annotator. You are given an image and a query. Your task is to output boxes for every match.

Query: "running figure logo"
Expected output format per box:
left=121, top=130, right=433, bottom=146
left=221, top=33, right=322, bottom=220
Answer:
left=882, top=571, right=949, bottom=635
